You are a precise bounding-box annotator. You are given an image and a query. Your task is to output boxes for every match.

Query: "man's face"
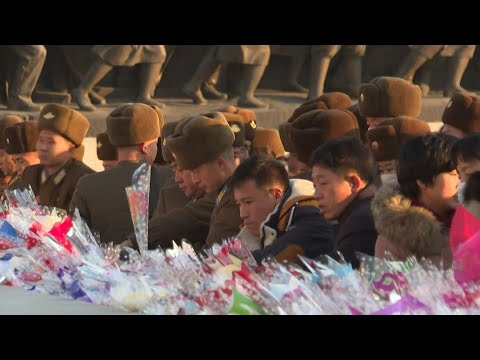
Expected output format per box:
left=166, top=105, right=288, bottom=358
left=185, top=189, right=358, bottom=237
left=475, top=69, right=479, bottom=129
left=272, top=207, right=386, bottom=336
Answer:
left=312, top=165, right=356, bottom=220
left=420, top=170, right=460, bottom=214
left=234, top=179, right=279, bottom=236
left=190, top=160, right=225, bottom=195
left=173, top=162, right=205, bottom=198
left=441, top=124, right=465, bottom=139
left=36, top=130, right=74, bottom=167
left=0, top=149, right=14, bottom=176
left=11, top=152, right=39, bottom=177
left=456, top=156, right=480, bottom=182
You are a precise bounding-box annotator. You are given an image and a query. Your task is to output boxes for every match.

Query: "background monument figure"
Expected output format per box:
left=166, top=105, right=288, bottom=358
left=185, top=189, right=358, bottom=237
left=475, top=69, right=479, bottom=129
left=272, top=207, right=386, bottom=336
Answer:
left=397, top=45, right=476, bottom=97
left=72, top=45, right=167, bottom=111
left=182, top=45, right=270, bottom=108
left=6, top=45, right=47, bottom=111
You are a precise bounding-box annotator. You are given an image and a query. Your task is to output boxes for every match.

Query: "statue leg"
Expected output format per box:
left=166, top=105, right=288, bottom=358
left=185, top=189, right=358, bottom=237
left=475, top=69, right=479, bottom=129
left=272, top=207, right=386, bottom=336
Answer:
left=137, top=62, right=166, bottom=109
left=202, top=64, right=228, bottom=100
left=396, top=50, right=429, bottom=82
left=415, top=62, right=434, bottom=97
left=284, top=54, right=307, bottom=92
left=182, top=47, right=219, bottom=105
left=307, top=56, right=331, bottom=100
left=237, top=64, right=268, bottom=108
left=444, top=55, right=476, bottom=97
left=8, top=45, right=47, bottom=111
left=71, top=58, right=113, bottom=111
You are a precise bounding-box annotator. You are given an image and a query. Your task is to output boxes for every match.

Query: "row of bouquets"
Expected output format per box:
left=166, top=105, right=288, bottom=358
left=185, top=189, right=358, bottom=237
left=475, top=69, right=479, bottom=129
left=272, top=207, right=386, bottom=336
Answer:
left=0, top=197, right=479, bottom=314
left=0, top=165, right=479, bottom=315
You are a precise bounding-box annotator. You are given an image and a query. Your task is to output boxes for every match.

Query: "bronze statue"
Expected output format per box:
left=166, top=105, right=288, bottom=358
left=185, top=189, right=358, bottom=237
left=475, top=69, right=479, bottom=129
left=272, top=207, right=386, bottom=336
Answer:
left=7, top=45, right=47, bottom=111
left=270, top=45, right=309, bottom=92
left=182, top=45, right=270, bottom=108
left=72, top=45, right=167, bottom=111
left=397, top=45, right=476, bottom=97
left=308, top=45, right=366, bottom=100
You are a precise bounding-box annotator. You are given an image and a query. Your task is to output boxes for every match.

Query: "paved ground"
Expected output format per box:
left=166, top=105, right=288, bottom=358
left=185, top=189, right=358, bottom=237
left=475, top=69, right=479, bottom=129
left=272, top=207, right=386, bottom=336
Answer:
left=0, top=90, right=448, bottom=172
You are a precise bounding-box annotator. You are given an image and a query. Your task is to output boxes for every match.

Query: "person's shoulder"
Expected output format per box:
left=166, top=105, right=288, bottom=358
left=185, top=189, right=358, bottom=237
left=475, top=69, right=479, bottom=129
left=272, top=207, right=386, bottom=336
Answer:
left=70, top=160, right=95, bottom=175
left=22, top=164, right=43, bottom=179
left=152, top=164, right=173, bottom=176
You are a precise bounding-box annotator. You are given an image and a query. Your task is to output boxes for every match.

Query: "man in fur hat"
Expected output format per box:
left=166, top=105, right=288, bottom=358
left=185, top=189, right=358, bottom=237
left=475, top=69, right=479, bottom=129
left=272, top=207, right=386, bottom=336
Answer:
left=122, top=119, right=213, bottom=251
left=4, top=121, right=40, bottom=189
left=366, top=116, right=431, bottom=186
left=20, top=104, right=94, bottom=210
left=166, top=112, right=242, bottom=246
left=70, top=103, right=171, bottom=245
left=0, top=115, right=24, bottom=194
left=283, top=92, right=354, bottom=178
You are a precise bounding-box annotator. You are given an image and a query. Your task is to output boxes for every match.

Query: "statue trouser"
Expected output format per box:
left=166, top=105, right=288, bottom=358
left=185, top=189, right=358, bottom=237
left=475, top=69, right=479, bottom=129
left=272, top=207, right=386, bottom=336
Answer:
left=182, top=47, right=221, bottom=105
left=308, top=55, right=331, bottom=100
left=202, top=64, right=228, bottom=100
left=71, top=58, right=113, bottom=111
left=237, top=64, right=267, bottom=108
left=413, top=61, right=434, bottom=97
left=136, top=62, right=165, bottom=108
left=328, top=45, right=365, bottom=99
left=396, top=49, right=430, bottom=83
left=444, top=55, right=476, bottom=97
left=73, top=59, right=166, bottom=111
left=284, top=54, right=307, bottom=92
left=335, top=54, right=363, bottom=98
left=8, top=45, right=47, bottom=111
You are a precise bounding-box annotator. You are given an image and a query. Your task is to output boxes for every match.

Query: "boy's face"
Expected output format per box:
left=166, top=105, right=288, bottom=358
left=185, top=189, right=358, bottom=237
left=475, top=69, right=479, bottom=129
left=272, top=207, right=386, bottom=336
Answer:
left=420, top=170, right=460, bottom=214
left=234, top=179, right=280, bottom=236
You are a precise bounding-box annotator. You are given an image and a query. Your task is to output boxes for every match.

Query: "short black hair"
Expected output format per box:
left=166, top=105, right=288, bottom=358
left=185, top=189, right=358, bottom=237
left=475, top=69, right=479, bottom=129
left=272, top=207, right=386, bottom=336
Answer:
left=451, top=134, right=480, bottom=166
left=231, top=155, right=289, bottom=191
left=308, top=136, right=377, bottom=183
left=464, top=171, right=480, bottom=204
left=398, top=133, right=457, bottom=199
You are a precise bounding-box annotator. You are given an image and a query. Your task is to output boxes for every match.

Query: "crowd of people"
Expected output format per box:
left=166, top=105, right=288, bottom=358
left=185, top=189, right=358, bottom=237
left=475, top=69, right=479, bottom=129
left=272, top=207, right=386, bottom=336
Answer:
left=1, top=70, right=479, bottom=282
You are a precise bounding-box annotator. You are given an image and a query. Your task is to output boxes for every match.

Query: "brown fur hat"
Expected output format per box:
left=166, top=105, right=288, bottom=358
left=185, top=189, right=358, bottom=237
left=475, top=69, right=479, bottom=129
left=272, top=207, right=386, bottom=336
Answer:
left=166, top=112, right=234, bottom=170
left=290, top=109, right=360, bottom=163
left=442, top=93, right=480, bottom=134
left=358, top=77, right=422, bottom=118
left=4, top=120, right=39, bottom=154
left=288, top=92, right=353, bottom=123
left=38, top=104, right=90, bottom=147
left=0, top=115, right=24, bottom=149
left=366, top=116, right=431, bottom=161
left=106, top=103, right=163, bottom=147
